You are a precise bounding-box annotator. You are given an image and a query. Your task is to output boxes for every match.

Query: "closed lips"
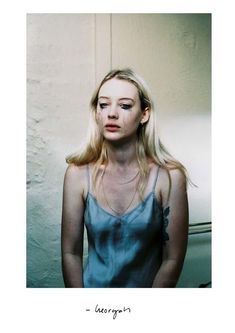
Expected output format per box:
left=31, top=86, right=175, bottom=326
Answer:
left=105, top=124, right=120, bottom=128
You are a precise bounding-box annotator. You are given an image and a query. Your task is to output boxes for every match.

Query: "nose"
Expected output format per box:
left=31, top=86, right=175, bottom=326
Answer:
left=108, top=103, right=119, bottom=119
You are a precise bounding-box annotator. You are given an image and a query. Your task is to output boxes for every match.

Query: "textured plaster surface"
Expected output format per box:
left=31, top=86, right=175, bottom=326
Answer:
left=27, top=14, right=93, bottom=287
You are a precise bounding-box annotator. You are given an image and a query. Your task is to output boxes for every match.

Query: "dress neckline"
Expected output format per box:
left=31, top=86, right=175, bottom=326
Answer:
left=87, top=191, right=161, bottom=219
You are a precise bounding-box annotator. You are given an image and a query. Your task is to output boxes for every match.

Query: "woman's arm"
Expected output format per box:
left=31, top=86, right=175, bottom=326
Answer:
left=152, top=168, right=189, bottom=287
left=61, top=164, right=86, bottom=288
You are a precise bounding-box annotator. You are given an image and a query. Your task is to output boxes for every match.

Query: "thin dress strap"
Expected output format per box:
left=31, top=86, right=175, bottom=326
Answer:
left=152, top=166, right=160, bottom=191
left=86, top=163, right=90, bottom=193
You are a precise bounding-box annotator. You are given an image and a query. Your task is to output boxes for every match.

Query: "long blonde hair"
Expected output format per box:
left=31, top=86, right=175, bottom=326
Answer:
left=66, top=68, right=189, bottom=199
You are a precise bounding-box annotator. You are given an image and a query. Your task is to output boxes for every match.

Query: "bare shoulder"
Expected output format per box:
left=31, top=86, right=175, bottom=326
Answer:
left=63, top=163, right=88, bottom=197
left=157, top=167, right=187, bottom=205
left=158, top=167, right=186, bottom=186
left=169, top=168, right=187, bottom=187
left=64, top=163, right=87, bottom=182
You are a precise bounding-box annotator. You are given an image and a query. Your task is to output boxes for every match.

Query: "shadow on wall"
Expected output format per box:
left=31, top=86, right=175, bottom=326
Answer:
left=177, top=231, right=211, bottom=288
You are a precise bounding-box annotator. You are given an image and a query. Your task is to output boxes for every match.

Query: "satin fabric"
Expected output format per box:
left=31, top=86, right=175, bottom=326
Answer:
left=83, top=176, right=164, bottom=288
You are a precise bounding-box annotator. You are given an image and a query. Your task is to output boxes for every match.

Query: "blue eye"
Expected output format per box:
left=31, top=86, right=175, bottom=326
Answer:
left=99, top=103, right=108, bottom=109
left=120, top=104, right=131, bottom=110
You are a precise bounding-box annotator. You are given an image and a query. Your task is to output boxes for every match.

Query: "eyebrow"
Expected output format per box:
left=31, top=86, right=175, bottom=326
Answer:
left=98, top=96, right=135, bottom=102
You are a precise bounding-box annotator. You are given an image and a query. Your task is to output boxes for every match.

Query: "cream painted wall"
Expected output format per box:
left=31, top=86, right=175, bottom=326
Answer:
left=27, top=14, right=211, bottom=287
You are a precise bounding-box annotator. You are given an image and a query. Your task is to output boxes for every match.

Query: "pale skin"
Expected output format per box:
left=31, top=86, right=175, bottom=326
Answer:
left=61, top=78, right=188, bottom=287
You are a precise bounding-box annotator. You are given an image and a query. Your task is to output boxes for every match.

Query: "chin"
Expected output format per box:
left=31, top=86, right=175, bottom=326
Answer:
left=104, top=134, right=121, bottom=141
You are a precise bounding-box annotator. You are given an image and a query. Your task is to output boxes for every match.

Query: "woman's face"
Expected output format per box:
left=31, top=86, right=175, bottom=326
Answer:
left=96, top=78, right=149, bottom=143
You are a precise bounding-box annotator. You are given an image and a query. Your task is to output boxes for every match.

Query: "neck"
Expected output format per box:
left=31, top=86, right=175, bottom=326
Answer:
left=105, top=137, right=139, bottom=171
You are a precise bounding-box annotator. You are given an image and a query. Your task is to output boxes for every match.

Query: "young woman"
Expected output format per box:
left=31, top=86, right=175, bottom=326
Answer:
left=61, top=68, right=189, bottom=288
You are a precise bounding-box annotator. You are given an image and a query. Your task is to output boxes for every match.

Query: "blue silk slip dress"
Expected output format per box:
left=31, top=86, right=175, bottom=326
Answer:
left=83, top=165, right=164, bottom=288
